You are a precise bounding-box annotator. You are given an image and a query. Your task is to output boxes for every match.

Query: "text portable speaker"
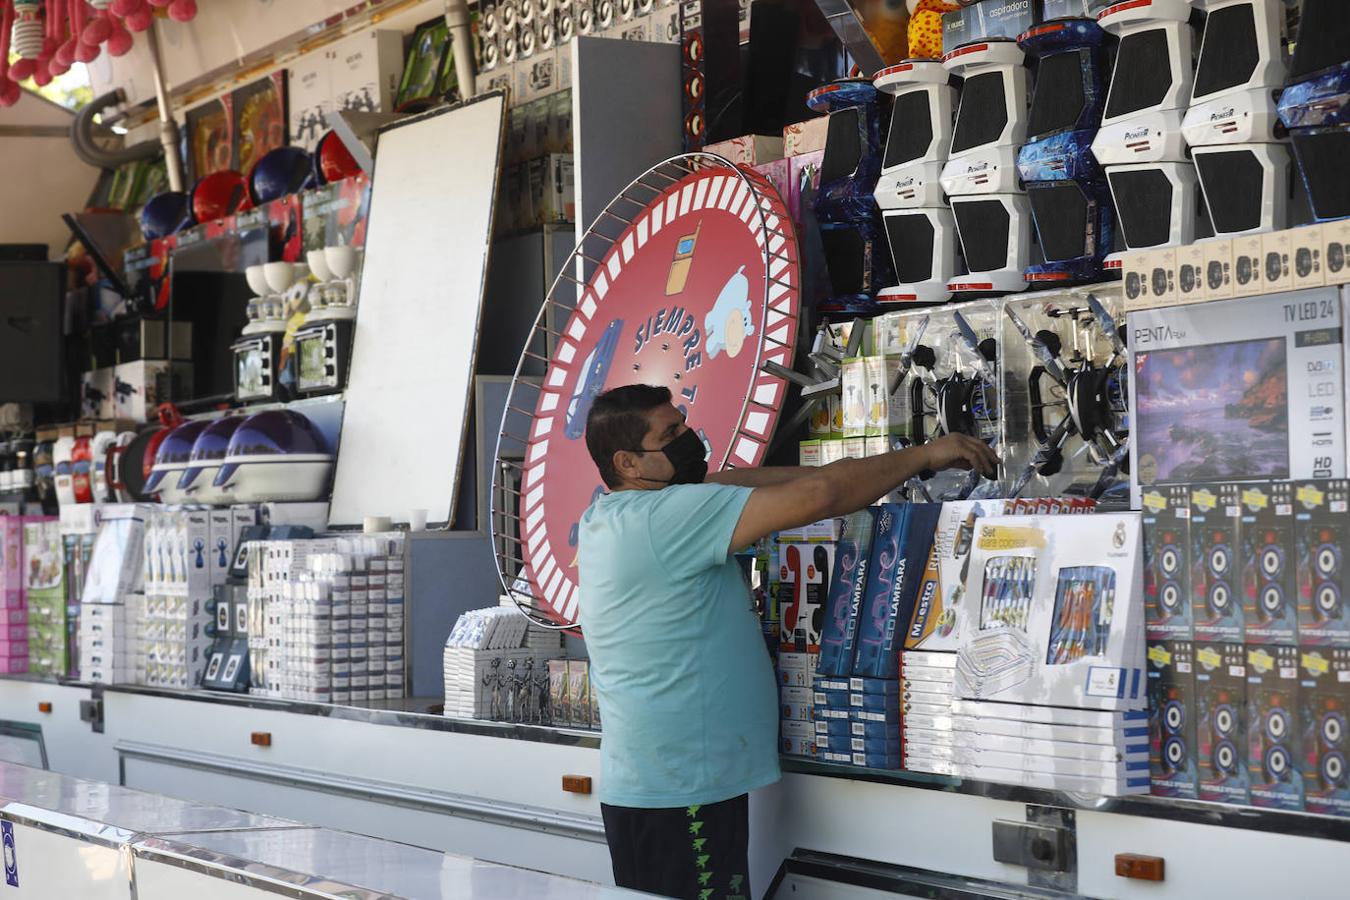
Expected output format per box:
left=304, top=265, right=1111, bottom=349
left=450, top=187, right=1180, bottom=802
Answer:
left=1093, top=1, right=1200, bottom=266
left=1186, top=0, right=1291, bottom=237
left=808, top=79, right=895, bottom=314
left=1276, top=0, right=1350, bottom=223
left=941, top=39, right=1033, bottom=295
left=1017, top=16, right=1117, bottom=285
left=874, top=60, right=959, bottom=306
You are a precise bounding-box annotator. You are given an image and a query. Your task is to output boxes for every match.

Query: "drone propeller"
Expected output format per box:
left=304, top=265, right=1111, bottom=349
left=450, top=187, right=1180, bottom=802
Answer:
left=1085, top=293, right=1126, bottom=365
left=1007, top=417, right=1076, bottom=498
left=890, top=315, right=931, bottom=395
left=1086, top=436, right=1131, bottom=501
left=1005, top=304, right=1067, bottom=385
left=952, top=311, right=997, bottom=384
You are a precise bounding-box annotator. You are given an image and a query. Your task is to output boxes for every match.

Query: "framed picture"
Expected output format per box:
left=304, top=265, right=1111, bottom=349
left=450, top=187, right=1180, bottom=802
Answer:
left=232, top=71, right=289, bottom=177
left=395, top=19, right=450, bottom=112
left=185, top=96, right=235, bottom=182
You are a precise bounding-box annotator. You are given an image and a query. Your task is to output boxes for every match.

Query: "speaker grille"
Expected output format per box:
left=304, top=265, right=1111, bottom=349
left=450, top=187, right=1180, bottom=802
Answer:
left=884, top=91, right=935, bottom=170
left=1028, top=50, right=1088, bottom=140
left=1194, top=4, right=1260, bottom=98
left=1195, top=149, right=1265, bottom=234
left=1293, top=129, right=1350, bottom=221
left=1029, top=182, right=1090, bottom=262
left=1109, top=168, right=1174, bottom=248
left=885, top=213, right=936, bottom=283
left=951, top=72, right=1009, bottom=155
left=953, top=199, right=1011, bottom=273
left=820, top=227, right=865, bottom=295
left=821, top=107, right=862, bottom=185
left=1290, top=0, right=1350, bottom=81
left=1105, top=28, right=1175, bottom=121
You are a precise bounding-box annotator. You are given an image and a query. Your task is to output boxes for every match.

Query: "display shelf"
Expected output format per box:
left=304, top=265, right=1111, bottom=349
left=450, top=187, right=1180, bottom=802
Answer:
left=780, top=757, right=1350, bottom=843
left=98, top=683, right=601, bottom=750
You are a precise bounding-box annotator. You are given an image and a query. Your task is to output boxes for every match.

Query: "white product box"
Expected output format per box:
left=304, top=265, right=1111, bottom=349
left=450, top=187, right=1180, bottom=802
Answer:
left=1175, top=241, right=1207, bottom=305
left=1291, top=224, right=1326, bottom=291
left=1262, top=228, right=1295, bottom=294
left=954, top=746, right=1147, bottom=779
left=952, top=515, right=1147, bottom=712
left=82, top=505, right=149, bottom=604
left=956, top=762, right=1149, bottom=795
left=1327, top=219, right=1350, bottom=286
left=952, top=698, right=1150, bottom=730
left=903, top=700, right=953, bottom=718
left=841, top=357, right=867, bottom=438
left=864, top=356, right=906, bottom=437
left=1202, top=236, right=1235, bottom=300
left=1231, top=234, right=1265, bottom=297
left=112, top=361, right=192, bottom=423
left=903, top=649, right=959, bottom=669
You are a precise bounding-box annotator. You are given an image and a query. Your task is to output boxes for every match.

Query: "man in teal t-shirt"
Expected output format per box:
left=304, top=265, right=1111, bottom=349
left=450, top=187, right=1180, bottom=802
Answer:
left=579, top=384, right=996, bottom=899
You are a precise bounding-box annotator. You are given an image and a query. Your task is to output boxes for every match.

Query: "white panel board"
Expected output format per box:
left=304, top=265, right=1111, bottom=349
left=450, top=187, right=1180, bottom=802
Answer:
left=328, top=94, right=505, bottom=528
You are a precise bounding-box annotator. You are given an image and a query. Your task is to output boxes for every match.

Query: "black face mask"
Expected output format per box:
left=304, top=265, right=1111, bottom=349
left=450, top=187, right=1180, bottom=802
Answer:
left=629, top=428, right=708, bottom=486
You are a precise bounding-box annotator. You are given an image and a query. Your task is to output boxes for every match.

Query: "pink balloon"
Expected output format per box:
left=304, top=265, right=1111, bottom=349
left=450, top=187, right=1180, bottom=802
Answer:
left=0, top=81, right=21, bottom=108
left=147, top=0, right=172, bottom=7
left=74, top=41, right=100, bottom=63
left=83, top=16, right=113, bottom=45
left=55, top=39, right=77, bottom=67
left=32, top=65, right=53, bottom=87
left=8, top=59, right=35, bottom=81
left=48, top=56, right=71, bottom=76
left=168, top=0, right=196, bottom=22
left=124, top=10, right=153, bottom=31
left=106, top=27, right=133, bottom=56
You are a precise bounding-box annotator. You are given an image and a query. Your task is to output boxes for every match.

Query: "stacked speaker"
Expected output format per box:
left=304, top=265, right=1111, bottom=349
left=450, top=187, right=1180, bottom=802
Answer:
left=479, top=0, right=582, bottom=71
left=1093, top=0, right=1199, bottom=273
left=807, top=79, right=894, bottom=314
left=941, top=40, right=1032, bottom=295
left=1277, top=0, right=1350, bottom=223
left=873, top=60, right=959, bottom=306
left=1017, top=15, right=1115, bottom=285
left=1185, top=0, right=1291, bottom=239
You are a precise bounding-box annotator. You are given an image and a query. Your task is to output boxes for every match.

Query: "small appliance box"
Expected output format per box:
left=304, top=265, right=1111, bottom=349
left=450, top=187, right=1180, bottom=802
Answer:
left=905, top=500, right=999, bottom=654
left=1142, top=485, right=1192, bottom=641
left=1246, top=644, right=1303, bottom=812
left=1240, top=483, right=1297, bottom=646
left=841, top=357, right=868, bottom=439
left=864, top=356, right=907, bottom=437
left=112, top=360, right=193, bottom=423
left=953, top=514, right=1147, bottom=712
left=1294, top=480, right=1350, bottom=647
left=1127, top=287, right=1349, bottom=508
left=817, top=508, right=878, bottom=676
left=1195, top=642, right=1250, bottom=805
left=0, top=517, right=22, bottom=601
left=1299, top=647, right=1350, bottom=817
left=706, top=134, right=784, bottom=166
left=777, top=541, right=836, bottom=654
left=1147, top=640, right=1197, bottom=800
left=782, top=117, right=828, bottom=158
left=853, top=503, right=941, bottom=680
left=1191, top=484, right=1244, bottom=644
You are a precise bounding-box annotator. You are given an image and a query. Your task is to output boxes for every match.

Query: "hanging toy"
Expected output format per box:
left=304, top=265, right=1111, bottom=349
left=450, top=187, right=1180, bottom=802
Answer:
left=906, top=0, right=961, bottom=61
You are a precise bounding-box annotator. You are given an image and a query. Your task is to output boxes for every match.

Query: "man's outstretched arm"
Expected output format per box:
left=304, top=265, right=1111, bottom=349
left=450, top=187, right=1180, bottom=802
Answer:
left=706, top=466, right=814, bottom=488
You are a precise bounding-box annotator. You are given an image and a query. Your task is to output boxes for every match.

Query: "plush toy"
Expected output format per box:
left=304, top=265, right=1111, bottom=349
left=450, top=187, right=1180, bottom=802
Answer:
left=907, top=0, right=962, bottom=60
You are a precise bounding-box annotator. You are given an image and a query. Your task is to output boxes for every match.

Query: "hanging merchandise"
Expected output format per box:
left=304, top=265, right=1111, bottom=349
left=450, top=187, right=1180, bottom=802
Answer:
left=941, top=38, right=1032, bottom=295
left=1276, top=0, right=1350, bottom=223
left=1093, top=0, right=1199, bottom=271
left=872, top=60, right=959, bottom=305
left=189, top=170, right=251, bottom=225
left=138, top=191, right=193, bottom=240
left=1017, top=15, right=1115, bottom=285
left=249, top=146, right=315, bottom=206
left=807, top=79, right=894, bottom=314
left=314, top=130, right=364, bottom=184
left=1186, top=0, right=1291, bottom=238
left=1001, top=288, right=1130, bottom=503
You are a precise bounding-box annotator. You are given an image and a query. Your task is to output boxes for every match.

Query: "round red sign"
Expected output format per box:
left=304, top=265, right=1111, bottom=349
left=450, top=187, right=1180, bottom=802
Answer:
left=519, top=161, right=800, bottom=626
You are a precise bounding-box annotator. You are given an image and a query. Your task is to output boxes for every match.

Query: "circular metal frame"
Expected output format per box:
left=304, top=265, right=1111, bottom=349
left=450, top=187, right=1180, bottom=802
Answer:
left=490, top=153, right=800, bottom=629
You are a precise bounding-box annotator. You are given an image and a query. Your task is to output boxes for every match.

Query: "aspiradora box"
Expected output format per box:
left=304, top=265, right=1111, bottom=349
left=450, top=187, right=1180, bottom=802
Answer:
left=1128, top=287, right=1349, bottom=509
left=953, top=514, right=1146, bottom=712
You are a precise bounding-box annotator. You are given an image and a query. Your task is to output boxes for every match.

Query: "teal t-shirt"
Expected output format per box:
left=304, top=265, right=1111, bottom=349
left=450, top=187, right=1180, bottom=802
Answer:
left=577, top=482, right=781, bottom=808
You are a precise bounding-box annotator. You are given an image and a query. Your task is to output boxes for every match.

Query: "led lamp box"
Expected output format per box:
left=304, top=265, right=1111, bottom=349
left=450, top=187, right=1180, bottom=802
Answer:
left=817, top=508, right=877, bottom=676
left=1239, top=482, right=1296, bottom=646
left=1092, top=0, right=1195, bottom=166
left=951, top=513, right=1147, bottom=712
left=1190, top=484, right=1244, bottom=644
left=873, top=61, right=955, bottom=210
left=1127, top=288, right=1349, bottom=506
left=1192, top=142, right=1291, bottom=237
left=1181, top=0, right=1287, bottom=148
left=1147, top=639, right=1198, bottom=798
left=1293, top=480, right=1350, bottom=648
left=905, top=499, right=1001, bottom=653
left=1196, top=641, right=1250, bottom=805
left=1276, top=0, right=1350, bottom=224
left=1245, top=643, right=1303, bottom=811
left=948, top=193, right=1034, bottom=294
left=1298, top=646, right=1350, bottom=817
left=1142, top=484, right=1192, bottom=641
left=1106, top=162, right=1199, bottom=251
left=940, top=41, right=1028, bottom=197
left=999, top=288, right=1131, bottom=501
left=877, top=209, right=958, bottom=306
left=853, top=503, right=941, bottom=679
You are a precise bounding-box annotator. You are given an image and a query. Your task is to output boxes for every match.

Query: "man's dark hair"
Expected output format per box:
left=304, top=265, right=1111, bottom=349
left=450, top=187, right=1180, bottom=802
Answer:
left=585, top=384, right=672, bottom=488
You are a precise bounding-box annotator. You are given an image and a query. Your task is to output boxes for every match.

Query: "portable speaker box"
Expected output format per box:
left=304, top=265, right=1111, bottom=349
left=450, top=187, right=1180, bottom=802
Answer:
left=1262, top=228, right=1295, bottom=295
left=1246, top=643, right=1303, bottom=811
left=1240, top=482, right=1297, bottom=646
left=1202, top=236, right=1236, bottom=300
left=1231, top=233, right=1266, bottom=297
left=1190, top=485, right=1245, bottom=644
left=1294, top=480, right=1350, bottom=647
left=1329, top=219, right=1350, bottom=288
left=1291, top=224, right=1326, bottom=292
left=1143, top=485, right=1193, bottom=641
left=1175, top=241, right=1208, bottom=305
left=1148, top=639, right=1198, bottom=799
left=1298, top=645, right=1350, bottom=817
left=1196, top=640, right=1250, bottom=804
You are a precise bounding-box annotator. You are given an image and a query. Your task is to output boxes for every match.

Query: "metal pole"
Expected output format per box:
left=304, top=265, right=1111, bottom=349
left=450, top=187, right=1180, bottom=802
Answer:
left=444, top=0, right=477, bottom=100
left=144, top=18, right=185, bottom=191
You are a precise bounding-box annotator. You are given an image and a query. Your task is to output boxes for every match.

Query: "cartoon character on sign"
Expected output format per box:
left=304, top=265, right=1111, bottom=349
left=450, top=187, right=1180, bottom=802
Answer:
left=704, top=266, right=755, bottom=360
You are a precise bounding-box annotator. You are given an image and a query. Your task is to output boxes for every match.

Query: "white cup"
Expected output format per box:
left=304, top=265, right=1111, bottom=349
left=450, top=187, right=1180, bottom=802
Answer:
left=408, top=508, right=428, bottom=531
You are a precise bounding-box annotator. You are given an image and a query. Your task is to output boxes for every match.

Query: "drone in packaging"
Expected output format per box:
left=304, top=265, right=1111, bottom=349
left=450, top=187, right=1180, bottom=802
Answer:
left=1002, top=291, right=1130, bottom=504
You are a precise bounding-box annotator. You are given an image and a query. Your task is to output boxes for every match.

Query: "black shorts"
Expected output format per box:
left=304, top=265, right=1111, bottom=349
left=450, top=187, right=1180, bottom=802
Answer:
left=600, top=793, right=750, bottom=900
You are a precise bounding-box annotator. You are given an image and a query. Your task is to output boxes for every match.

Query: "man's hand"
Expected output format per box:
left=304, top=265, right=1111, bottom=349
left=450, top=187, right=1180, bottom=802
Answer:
left=921, top=433, right=1000, bottom=478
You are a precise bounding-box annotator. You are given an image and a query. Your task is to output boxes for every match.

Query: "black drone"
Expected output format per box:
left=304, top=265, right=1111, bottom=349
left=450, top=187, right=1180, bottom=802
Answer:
left=1006, top=293, right=1129, bottom=500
